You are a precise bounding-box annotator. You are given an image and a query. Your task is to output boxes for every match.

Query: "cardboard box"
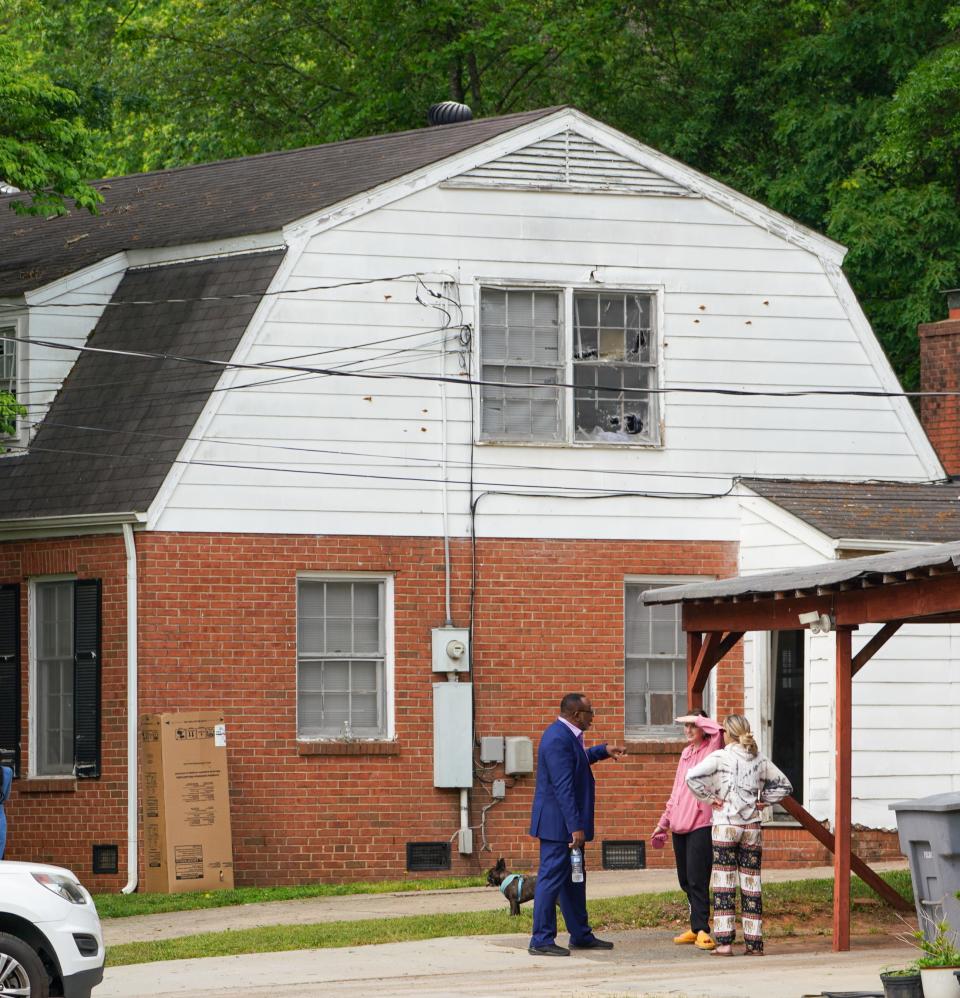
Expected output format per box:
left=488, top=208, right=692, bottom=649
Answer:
left=141, top=712, right=234, bottom=893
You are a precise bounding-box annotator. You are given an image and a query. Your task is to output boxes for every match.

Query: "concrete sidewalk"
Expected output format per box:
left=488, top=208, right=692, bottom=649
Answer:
left=98, top=927, right=913, bottom=997
left=102, top=860, right=908, bottom=946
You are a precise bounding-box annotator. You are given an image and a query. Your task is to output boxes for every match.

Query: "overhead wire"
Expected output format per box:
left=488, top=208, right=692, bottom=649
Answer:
left=5, top=328, right=959, bottom=400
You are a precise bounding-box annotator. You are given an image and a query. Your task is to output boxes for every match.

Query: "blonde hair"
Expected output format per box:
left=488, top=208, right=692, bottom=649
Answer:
left=724, top=714, right=758, bottom=756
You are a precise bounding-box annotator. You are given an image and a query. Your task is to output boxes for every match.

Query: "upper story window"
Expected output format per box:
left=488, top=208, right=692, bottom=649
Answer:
left=479, top=287, right=659, bottom=445
left=0, top=328, right=15, bottom=398
left=297, top=577, right=391, bottom=740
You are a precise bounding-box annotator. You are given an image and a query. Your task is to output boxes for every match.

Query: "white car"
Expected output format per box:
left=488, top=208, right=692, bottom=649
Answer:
left=0, top=861, right=104, bottom=997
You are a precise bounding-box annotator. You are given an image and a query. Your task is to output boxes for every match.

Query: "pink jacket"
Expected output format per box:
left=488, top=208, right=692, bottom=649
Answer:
left=657, top=716, right=724, bottom=835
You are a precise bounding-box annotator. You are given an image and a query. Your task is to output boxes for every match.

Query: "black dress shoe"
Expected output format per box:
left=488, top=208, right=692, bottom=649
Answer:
left=570, top=937, right=614, bottom=950
left=528, top=943, right=570, bottom=956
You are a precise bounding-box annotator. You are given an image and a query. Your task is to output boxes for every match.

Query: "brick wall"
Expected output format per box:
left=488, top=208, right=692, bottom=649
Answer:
left=0, top=535, right=129, bottom=892
left=919, top=317, right=960, bottom=475
left=2, top=530, right=902, bottom=889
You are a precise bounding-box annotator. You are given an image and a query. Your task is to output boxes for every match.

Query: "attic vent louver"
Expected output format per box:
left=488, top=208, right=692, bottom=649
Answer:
left=428, top=102, right=473, bottom=126
left=448, top=129, right=693, bottom=197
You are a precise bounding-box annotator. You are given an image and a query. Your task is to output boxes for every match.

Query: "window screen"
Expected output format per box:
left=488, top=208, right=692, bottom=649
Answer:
left=625, top=582, right=692, bottom=737
left=480, top=288, right=562, bottom=441
left=297, top=579, right=386, bottom=738
left=574, top=292, right=657, bottom=443
left=36, top=580, right=75, bottom=775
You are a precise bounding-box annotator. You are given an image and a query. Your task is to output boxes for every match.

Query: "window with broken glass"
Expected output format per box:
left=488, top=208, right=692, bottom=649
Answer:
left=479, top=287, right=657, bottom=444
left=625, top=582, right=697, bottom=738
left=297, top=578, right=388, bottom=739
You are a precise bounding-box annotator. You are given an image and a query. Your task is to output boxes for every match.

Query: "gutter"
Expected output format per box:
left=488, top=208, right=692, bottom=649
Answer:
left=0, top=511, right=145, bottom=541
left=121, top=523, right=139, bottom=894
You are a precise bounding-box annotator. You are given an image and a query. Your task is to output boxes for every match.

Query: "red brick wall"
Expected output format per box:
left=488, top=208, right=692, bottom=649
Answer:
left=2, top=530, right=902, bottom=889
left=919, top=317, right=960, bottom=475
left=0, top=535, right=129, bottom=892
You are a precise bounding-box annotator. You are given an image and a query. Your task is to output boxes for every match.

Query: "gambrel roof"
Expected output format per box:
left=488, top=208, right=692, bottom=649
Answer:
left=0, top=108, right=559, bottom=299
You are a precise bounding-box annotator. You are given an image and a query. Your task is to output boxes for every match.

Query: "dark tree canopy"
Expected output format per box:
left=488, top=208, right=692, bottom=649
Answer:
left=10, top=0, right=960, bottom=388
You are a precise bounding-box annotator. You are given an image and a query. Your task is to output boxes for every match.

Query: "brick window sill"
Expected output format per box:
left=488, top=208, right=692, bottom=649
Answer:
left=297, top=741, right=400, bottom=757
left=18, top=777, right=78, bottom=793
left=623, top=740, right=685, bottom=756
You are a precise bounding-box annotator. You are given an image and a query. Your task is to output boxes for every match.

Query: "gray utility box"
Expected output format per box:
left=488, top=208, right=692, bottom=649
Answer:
left=890, top=791, right=960, bottom=941
left=433, top=682, right=473, bottom=788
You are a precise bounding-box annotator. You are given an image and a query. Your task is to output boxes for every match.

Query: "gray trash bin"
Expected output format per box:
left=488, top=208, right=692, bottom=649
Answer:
left=889, top=791, right=960, bottom=941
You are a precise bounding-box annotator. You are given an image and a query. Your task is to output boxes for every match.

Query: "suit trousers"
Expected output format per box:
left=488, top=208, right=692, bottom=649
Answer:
left=671, top=825, right=713, bottom=933
left=530, top=839, right=595, bottom=948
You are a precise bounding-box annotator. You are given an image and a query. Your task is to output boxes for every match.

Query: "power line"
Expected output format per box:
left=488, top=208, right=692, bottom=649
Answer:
left=2, top=330, right=955, bottom=400
left=2, top=441, right=735, bottom=498
left=0, top=271, right=446, bottom=311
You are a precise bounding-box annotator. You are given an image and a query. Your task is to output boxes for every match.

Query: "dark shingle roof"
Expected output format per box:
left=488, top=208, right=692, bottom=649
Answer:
left=0, top=108, right=561, bottom=298
left=740, top=477, right=960, bottom=543
left=0, top=250, right=284, bottom=520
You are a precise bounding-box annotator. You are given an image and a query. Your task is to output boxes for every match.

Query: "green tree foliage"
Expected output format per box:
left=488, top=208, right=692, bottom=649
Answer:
left=16, top=0, right=960, bottom=387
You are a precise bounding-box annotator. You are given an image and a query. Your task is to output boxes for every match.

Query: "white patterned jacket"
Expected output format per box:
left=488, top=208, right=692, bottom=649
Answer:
left=685, top=744, right=792, bottom=825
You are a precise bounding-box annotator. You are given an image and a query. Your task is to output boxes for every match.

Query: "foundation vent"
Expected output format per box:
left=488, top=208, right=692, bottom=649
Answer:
left=406, top=841, right=451, bottom=871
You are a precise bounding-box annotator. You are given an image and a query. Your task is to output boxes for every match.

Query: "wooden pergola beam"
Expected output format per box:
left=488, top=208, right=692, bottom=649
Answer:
left=682, top=571, right=960, bottom=632
left=780, top=797, right=912, bottom=912
left=852, top=621, right=902, bottom=677
left=687, top=631, right=745, bottom=709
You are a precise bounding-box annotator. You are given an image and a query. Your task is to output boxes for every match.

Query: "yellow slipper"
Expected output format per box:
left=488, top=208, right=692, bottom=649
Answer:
left=673, top=930, right=697, bottom=945
left=695, top=931, right=716, bottom=950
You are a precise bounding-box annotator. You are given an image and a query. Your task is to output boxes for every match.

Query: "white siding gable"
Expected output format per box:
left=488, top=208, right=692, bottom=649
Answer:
left=446, top=129, right=693, bottom=197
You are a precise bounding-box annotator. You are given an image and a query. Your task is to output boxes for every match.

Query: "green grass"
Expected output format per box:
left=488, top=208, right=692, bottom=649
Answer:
left=93, top=875, right=486, bottom=919
left=104, top=870, right=914, bottom=967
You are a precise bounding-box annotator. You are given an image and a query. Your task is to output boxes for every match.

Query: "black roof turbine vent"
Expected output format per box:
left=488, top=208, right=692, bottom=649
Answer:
left=428, top=102, right=473, bottom=126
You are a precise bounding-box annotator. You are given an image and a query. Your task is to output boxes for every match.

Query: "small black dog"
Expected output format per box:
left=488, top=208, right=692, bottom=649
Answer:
left=486, top=856, right=537, bottom=916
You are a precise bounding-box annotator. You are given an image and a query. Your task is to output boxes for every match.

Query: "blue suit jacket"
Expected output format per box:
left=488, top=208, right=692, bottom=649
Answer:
left=529, top=720, right=609, bottom=842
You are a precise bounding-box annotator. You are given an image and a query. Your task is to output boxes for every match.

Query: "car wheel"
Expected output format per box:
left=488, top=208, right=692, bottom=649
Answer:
left=0, top=932, right=49, bottom=998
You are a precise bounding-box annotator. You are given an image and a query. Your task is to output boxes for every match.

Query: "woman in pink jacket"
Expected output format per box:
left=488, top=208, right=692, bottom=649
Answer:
left=651, top=710, right=724, bottom=951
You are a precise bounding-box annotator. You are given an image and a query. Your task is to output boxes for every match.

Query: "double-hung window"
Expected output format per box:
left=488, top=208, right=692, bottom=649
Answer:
left=297, top=577, right=391, bottom=739
left=1, top=324, right=19, bottom=441
left=479, top=287, right=658, bottom=444
left=625, top=580, right=707, bottom=738
left=29, top=578, right=102, bottom=777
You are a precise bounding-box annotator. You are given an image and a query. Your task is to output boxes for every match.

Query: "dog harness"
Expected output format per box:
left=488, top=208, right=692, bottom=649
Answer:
left=499, top=873, right=525, bottom=899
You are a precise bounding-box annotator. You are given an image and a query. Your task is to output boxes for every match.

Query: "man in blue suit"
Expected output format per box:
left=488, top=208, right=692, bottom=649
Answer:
left=529, top=692, right=625, bottom=956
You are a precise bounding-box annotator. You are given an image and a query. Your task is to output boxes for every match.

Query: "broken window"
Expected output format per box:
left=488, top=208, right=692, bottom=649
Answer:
left=478, top=286, right=658, bottom=445
left=573, top=292, right=656, bottom=442
left=480, top=288, right=563, bottom=440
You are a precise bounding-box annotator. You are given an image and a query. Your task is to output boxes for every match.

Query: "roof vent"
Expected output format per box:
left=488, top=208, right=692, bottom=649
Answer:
left=428, top=102, right=473, bottom=126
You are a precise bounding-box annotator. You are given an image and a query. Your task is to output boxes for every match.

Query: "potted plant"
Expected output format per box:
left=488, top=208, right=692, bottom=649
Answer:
left=879, top=962, right=923, bottom=998
left=913, top=918, right=960, bottom=998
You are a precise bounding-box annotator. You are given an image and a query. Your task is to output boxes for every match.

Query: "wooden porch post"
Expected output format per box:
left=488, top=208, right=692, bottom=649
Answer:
left=687, top=631, right=703, bottom=711
left=834, top=625, right=853, bottom=952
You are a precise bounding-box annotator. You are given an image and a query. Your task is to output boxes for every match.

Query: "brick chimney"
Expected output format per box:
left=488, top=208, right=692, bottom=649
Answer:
left=919, top=289, right=960, bottom=476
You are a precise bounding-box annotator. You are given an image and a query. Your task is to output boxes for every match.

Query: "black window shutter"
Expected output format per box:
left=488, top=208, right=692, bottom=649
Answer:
left=0, top=585, right=20, bottom=777
left=73, top=579, right=101, bottom=779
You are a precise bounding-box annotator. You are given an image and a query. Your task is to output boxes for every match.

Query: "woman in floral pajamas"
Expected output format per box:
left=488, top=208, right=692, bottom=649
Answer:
left=685, top=714, right=792, bottom=956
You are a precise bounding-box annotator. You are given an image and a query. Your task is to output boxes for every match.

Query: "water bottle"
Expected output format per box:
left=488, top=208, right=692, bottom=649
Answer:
left=570, top=848, right=584, bottom=883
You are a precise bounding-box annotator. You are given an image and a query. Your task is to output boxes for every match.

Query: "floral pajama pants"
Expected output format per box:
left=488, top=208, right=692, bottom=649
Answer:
left=711, top=823, right=763, bottom=952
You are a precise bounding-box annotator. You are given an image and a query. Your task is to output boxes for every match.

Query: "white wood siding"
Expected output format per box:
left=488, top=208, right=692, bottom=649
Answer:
left=155, top=181, right=936, bottom=536
left=18, top=265, right=125, bottom=439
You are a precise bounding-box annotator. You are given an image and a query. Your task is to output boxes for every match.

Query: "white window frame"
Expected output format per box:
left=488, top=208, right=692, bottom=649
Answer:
left=295, top=572, right=395, bottom=741
left=28, top=574, right=77, bottom=777
left=0, top=313, right=25, bottom=451
left=624, top=575, right=713, bottom=740
left=474, top=280, right=664, bottom=448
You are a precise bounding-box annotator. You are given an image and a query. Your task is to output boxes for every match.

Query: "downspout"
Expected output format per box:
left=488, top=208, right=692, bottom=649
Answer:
left=121, top=523, right=138, bottom=894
